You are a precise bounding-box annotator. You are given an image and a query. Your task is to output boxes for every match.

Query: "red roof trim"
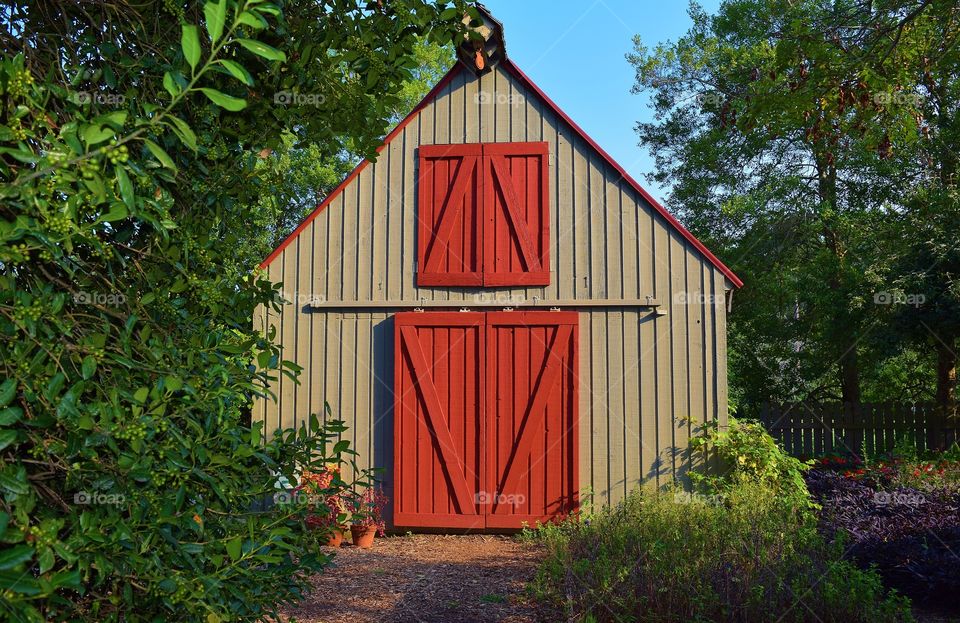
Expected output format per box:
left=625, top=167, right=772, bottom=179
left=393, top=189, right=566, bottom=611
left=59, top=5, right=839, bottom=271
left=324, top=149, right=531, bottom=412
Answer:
left=259, top=59, right=744, bottom=288
left=259, top=63, right=465, bottom=269
left=499, top=60, right=743, bottom=288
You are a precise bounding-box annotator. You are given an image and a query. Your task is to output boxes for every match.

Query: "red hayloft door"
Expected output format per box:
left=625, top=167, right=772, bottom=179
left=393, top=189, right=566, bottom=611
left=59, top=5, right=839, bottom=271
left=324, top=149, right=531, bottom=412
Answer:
left=394, top=311, right=578, bottom=529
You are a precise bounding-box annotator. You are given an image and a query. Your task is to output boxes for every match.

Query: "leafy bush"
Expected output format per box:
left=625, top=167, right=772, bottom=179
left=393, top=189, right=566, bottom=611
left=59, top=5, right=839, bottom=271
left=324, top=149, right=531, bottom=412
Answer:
left=0, top=0, right=467, bottom=620
left=527, top=481, right=912, bottom=622
left=526, top=420, right=911, bottom=622
left=690, top=418, right=813, bottom=506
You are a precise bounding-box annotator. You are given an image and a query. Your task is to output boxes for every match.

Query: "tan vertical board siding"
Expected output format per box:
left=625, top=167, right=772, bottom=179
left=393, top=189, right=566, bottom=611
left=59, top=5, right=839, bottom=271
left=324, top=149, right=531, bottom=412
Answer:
left=387, top=130, right=404, bottom=301
left=280, top=247, right=298, bottom=431
left=572, top=138, right=591, bottom=300
left=653, top=223, right=674, bottom=486
left=401, top=117, right=419, bottom=300
left=669, top=233, right=691, bottom=478
left=684, top=249, right=705, bottom=475
left=256, top=63, right=732, bottom=510
left=606, top=310, right=626, bottom=502
left=714, top=270, right=730, bottom=426
left=371, top=153, right=387, bottom=300
left=555, top=124, right=574, bottom=300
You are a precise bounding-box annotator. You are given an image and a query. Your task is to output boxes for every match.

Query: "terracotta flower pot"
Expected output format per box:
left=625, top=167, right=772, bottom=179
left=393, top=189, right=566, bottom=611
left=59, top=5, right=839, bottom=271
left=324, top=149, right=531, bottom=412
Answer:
left=324, top=527, right=345, bottom=548
left=350, top=524, right=377, bottom=548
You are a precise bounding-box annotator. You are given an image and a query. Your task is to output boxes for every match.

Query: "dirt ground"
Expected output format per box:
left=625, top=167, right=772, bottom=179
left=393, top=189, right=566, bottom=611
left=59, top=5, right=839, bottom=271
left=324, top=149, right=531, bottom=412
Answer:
left=283, top=534, right=546, bottom=623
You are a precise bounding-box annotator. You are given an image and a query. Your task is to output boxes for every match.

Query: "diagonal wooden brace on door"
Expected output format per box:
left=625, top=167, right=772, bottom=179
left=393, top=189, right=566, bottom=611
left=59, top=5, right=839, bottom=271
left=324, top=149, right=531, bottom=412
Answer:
left=423, top=155, right=480, bottom=274
left=494, top=324, right=573, bottom=507
left=399, top=326, right=478, bottom=515
left=488, top=155, right=543, bottom=273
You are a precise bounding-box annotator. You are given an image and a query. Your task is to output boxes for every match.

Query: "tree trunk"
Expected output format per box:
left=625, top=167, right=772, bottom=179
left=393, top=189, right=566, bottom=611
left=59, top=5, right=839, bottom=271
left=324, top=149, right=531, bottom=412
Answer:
left=840, top=347, right=862, bottom=405
left=815, top=147, right=861, bottom=406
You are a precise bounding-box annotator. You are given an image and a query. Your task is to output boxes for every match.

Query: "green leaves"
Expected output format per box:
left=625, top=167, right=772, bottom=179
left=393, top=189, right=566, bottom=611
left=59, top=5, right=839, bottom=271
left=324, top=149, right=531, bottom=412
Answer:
left=198, top=88, right=247, bottom=111
left=225, top=537, right=242, bottom=561
left=0, top=379, right=15, bottom=407
left=0, top=545, right=33, bottom=570
left=204, top=0, right=227, bottom=43
left=182, top=24, right=202, bottom=72
left=218, top=60, right=254, bottom=86
left=81, top=124, right=114, bottom=147
left=116, top=166, right=135, bottom=209
left=0, top=3, right=469, bottom=622
left=81, top=356, right=97, bottom=380
left=162, top=72, right=181, bottom=98
left=143, top=138, right=176, bottom=170
left=236, top=38, right=286, bottom=62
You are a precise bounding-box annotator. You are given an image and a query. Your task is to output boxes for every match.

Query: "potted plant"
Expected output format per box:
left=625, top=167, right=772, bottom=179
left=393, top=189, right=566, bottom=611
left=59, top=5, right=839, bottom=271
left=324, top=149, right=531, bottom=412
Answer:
left=348, top=486, right=387, bottom=548
left=297, top=465, right=348, bottom=547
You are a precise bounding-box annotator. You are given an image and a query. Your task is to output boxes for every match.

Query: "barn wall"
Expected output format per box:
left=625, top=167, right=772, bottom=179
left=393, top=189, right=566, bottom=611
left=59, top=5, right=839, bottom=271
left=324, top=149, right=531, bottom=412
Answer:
left=254, top=63, right=732, bottom=506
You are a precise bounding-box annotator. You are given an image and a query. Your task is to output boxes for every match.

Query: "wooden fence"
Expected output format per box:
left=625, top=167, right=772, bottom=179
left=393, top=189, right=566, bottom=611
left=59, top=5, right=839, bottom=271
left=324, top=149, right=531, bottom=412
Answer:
left=758, top=402, right=960, bottom=458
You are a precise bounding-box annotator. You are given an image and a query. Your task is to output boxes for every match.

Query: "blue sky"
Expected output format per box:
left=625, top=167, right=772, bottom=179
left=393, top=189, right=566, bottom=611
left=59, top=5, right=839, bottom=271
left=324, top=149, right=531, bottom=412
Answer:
left=479, top=0, right=720, bottom=200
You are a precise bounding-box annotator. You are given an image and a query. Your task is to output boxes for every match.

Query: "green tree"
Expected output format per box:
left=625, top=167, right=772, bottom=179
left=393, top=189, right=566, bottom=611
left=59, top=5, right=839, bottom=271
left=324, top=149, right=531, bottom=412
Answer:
left=629, top=0, right=957, bottom=413
left=0, top=1, right=468, bottom=620
left=248, top=39, right=456, bottom=264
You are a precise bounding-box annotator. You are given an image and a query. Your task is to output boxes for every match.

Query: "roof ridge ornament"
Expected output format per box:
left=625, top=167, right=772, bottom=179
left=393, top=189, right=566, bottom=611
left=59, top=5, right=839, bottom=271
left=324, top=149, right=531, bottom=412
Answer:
left=457, top=3, right=506, bottom=75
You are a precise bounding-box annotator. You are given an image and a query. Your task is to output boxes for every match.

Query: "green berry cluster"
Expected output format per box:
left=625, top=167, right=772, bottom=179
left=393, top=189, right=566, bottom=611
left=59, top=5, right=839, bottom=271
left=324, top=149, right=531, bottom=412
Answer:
left=105, top=140, right=129, bottom=165
left=7, top=68, right=34, bottom=99
left=88, top=346, right=106, bottom=360
left=80, top=156, right=100, bottom=180
left=13, top=300, right=43, bottom=324
left=45, top=213, right=73, bottom=237
left=10, top=118, right=27, bottom=141
left=162, top=0, right=185, bottom=19
left=5, top=243, right=30, bottom=264
left=27, top=525, right=56, bottom=549
left=114, top=419, right=147, bottom=443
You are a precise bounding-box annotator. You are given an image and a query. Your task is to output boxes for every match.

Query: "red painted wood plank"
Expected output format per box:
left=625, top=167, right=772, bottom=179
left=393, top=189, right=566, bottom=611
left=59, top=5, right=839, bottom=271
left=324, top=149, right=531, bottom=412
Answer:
left=488, top=155, right=543, bottom=273
left=400, top=325, right=478, bottom=515
left=494, top=324, right=572, bottom=504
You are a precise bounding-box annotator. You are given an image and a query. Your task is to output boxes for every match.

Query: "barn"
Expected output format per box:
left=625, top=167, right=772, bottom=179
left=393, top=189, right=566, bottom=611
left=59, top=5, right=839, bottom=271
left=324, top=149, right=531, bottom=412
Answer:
left=255, top=8, right=743, bottom=530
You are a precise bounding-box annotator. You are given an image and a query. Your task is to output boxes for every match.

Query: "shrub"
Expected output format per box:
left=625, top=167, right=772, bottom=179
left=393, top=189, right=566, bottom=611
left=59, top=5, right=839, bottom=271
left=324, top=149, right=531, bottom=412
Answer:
left=1, top=0, right=467, bottom=620
left=526, top=420, right=911, bottom=622
left=527, top=481, right=912, bottom=622
left=690, top=418, right=812, bottom=506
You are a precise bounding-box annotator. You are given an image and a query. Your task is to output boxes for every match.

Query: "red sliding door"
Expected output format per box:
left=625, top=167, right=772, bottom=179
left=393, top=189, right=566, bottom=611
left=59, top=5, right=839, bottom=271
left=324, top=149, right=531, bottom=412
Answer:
left=394, top=311, right=578, bottom=529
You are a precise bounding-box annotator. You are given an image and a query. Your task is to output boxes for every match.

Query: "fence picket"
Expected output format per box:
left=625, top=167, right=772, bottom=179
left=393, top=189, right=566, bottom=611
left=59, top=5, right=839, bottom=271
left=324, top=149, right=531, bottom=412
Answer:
left=756, top=402, right=956, bottom=457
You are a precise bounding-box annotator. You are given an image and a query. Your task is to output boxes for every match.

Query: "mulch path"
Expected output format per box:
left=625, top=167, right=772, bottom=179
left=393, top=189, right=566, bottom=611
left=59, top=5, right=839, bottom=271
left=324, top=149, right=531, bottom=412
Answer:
left=283, top=534, right=547, bottom=623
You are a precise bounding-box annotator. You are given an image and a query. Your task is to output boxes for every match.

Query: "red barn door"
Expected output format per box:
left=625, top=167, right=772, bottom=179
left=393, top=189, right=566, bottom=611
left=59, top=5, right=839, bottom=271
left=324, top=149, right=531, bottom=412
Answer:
left=394, top=311, right=578, bottom=530
left=485, top=312, right=579, bottom=528
left=394, top=312, right=485, bottom=528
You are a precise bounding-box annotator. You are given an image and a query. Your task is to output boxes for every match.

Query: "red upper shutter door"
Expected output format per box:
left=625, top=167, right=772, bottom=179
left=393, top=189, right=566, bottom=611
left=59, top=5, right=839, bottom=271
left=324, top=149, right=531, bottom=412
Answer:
left=394, top=312, right=486, bottom=529
left=483, top=142, right=550, bottom=286
left=485, top=311, right=579, bottom=529
left=417, top=144, right=484, bottom=286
